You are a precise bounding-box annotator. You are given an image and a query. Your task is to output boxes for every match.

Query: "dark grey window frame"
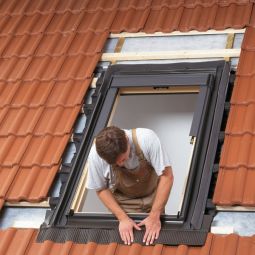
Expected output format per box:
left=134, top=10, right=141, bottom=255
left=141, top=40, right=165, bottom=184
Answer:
left=38, top=61, right=230, bottom=246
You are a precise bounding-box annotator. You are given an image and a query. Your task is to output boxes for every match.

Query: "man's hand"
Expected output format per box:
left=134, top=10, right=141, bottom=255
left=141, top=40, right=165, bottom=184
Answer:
left=137, top=212, right=161, bottom=245
left=119, top=217, right=141, bottom=245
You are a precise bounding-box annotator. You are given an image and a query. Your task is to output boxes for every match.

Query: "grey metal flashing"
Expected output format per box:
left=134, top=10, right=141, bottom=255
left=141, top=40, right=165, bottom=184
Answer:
left=37, top=226, right=208, bottom=246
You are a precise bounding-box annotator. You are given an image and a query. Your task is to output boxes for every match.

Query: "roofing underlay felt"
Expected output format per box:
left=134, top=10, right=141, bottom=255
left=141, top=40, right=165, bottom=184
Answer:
left=0, top=0, right=255, bottom=253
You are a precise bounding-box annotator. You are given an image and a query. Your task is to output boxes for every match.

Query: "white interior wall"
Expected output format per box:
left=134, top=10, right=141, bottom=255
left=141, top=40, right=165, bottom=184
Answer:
left=82, top=94, right=197, bottom=215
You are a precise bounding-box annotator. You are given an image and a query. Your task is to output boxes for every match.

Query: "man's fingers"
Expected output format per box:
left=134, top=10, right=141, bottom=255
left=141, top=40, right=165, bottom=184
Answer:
left=155, top=229, right=160, bottom=240
left=134, top=223, right=141, bottom=230
left=137, top=221, right=145, bottom=227
left=149, top=232, right=156, bottom=245
left=121, top=231, right=131, bottom=245
left=145, top=231, right=153, bottom=245
left=124, top=231, right=131, bottom=245
left=123, top=232, right=128, bottom=245
left=145, top=231, right=157, bottom=245
left=129, top=229, right=134, bottom=243
left=121, top=231, right=127, bottom=244
left=143, top=229, right=149, bottom=243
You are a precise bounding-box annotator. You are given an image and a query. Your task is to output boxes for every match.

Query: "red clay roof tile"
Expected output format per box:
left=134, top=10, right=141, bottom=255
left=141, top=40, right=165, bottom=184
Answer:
left=67, top=32, right=108, bottom=55
left=0, top=34, right=42, bottom=58
left=225, top=104, right=255, bottom=135
left=0, top=165, right=59, bottom=204
left=21, top=135, right=70, bottom=167
left=144, top=7, right=184, bottom=33
left=144, top=3, right=253, bottom=33
left=220, top=134, right=255, bottom=168
left=35, top=33, right=76, bottom=57
left=0, top=229, right=255, bottom=255
left=76, top=10, right=117, bottom=33
left=249, top=3, right=255, bottom=25
left=53, top=0, right=89, bottom=13
left=20, top=0, right=60, bottom=15
left=236, top=50, right=255, bottom=76
left=45, top=12, right=84, bottom=34
left=44, top=80, right=91, bottom=106
left=111, top=8, right=151, bottom=33
left=230, top=76, right=255, bottom=104
left=0, top=135, right=70, bottom=168
left=0, top=166, right=18, bottom=198
left=214, top=166, right=255, bottom=205
left=0, top=55, right=99, bottom=82
left=0, top=0, right=71, bottom=16
left=0, top=58, right=31, bottom=82
left=179, top=5, right=219, bottom=32
left=0, top=80, right=91, bottom=108
left=0, top=14, right=53, bottom=36
left=85, top=0, right=119, bottom=12
left=151, top=0, right=253, bottom=9
left=242, top=26, right=255, bottom=49
left=0, top=106, right=81, bottom=136
left=0, top=228, right=36, bottom=255
left=117, top=0, right=151, bottom=10
left=6, top=166, right=59, bottom=202
left=57, top=55, right=101, bottom=81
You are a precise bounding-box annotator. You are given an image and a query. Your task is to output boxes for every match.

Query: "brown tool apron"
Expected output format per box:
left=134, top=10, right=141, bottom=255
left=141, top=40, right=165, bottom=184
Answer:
left=111, top=129, right=159, bottom=213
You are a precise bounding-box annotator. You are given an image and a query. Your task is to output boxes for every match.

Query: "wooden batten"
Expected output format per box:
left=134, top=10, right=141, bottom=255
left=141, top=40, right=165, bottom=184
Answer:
left=110, top=29, right=245, bottom=38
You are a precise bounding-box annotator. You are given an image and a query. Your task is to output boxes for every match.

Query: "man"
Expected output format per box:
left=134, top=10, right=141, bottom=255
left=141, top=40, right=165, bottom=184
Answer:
left=86, top=126, right=174, bottom=245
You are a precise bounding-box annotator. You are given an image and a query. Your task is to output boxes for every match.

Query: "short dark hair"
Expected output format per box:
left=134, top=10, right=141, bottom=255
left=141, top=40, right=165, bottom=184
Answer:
left=95, top=126, right=127, bottom=164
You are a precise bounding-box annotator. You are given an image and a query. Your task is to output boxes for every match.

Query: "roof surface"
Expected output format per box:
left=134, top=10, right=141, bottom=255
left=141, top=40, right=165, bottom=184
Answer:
left=0, top=228, right=255, bottom=255
left=0, top=0, right=255, bottom=253
left=0, top=0, right=254, bottom=210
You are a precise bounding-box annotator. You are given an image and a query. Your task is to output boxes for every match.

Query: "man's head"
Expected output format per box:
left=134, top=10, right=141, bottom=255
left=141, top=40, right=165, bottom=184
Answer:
left=95, top=126, right=130, bottom=166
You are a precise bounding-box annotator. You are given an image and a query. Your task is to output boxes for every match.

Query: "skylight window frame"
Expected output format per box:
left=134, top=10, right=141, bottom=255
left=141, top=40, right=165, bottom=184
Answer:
left=40, top=61, right=230, bottom=246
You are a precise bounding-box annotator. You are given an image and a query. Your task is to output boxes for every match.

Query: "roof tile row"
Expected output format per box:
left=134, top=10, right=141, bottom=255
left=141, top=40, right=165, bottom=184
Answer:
left=0, top=0, right=120, bottom=16
left=230, top=76, right=255, bottom=104
left=0, top=165, right=59, bottom=203
left=0, top=10, right=118, bottom=36
left=213, top=26, right=255, bottom=205
left=0, top=105, right=81, bottom=137
left=0, top=229, right=255, bottom=255
left=0, top=135, right=70, bottom=168
left=0, top=0, right=253, bottom=17
left=0, top=79, right=92, bottom=108
left=111, top=2, right=253, bottom=33
left=220, top=135, right=255, bottom=168
left=226, top=104, right=255, bottom=135
left=213, top=166, right=255, bottom=205
left=0, top=32, right=108, bottom=58
left=0, top=55, right=101, bottom=82
left=150, top=0, right=253, bottom=9
left=0, top=1, right=252, bottom=36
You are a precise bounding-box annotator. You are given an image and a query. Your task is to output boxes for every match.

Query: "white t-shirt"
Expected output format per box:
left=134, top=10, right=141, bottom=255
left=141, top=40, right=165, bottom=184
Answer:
left=86, top=128, right=171, bottom=191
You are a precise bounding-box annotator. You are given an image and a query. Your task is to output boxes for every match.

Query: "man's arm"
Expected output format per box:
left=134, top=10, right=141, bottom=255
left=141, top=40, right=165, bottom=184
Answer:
left=138, top=166, right=174, bottom=245
left=96, top=189, right=141, bottom=245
